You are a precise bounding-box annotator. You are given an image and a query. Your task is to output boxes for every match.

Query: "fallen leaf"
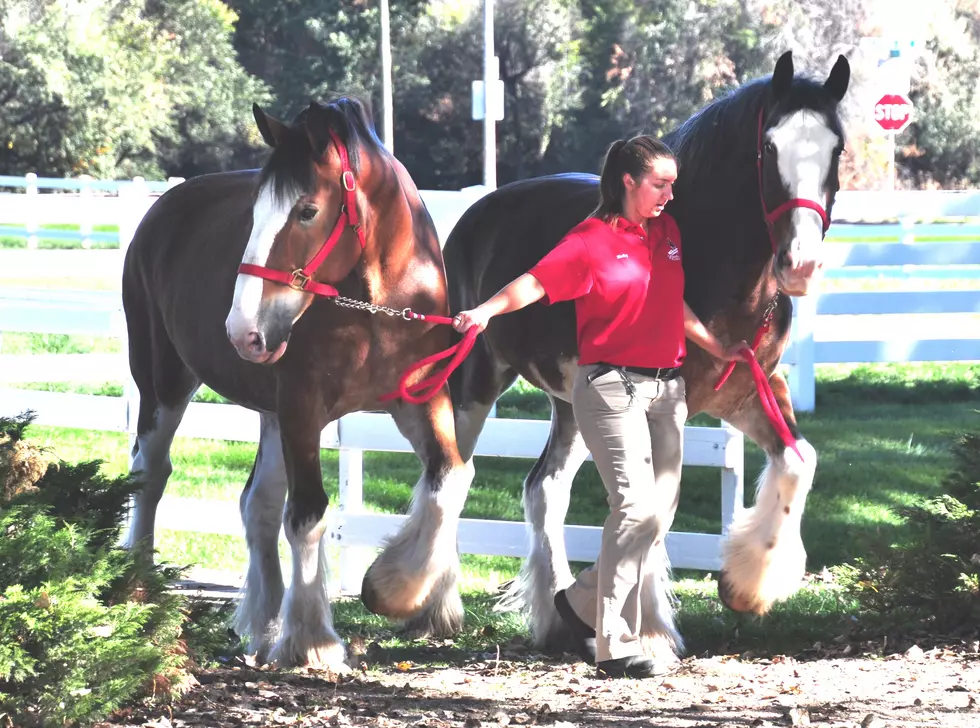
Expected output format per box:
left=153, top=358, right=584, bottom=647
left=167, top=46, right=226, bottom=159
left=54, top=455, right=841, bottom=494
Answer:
left=396, top=661, right=413, bottom=672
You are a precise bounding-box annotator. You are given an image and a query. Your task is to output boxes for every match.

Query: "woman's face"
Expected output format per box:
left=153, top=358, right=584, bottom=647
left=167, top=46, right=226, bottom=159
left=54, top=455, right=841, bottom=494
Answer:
left=624, top=157, right=677, bottom=218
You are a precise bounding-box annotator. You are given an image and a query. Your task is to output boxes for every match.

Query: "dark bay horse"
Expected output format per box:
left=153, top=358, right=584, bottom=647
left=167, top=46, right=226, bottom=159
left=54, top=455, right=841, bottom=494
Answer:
left=362, top=52, right=850, bottom=656
left=122, top=97, right=474, bottom=669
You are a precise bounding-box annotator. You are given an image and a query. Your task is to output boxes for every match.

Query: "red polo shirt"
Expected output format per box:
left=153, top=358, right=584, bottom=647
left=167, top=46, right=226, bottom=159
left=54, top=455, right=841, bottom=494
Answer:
left=528, top=214, right=686, bottom=369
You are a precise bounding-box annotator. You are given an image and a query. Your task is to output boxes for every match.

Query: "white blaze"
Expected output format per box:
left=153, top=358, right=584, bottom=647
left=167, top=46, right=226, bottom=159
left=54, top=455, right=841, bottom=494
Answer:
left=769, top=110, right=838, bottom=256
left=226, top=183, right=299, bottom=340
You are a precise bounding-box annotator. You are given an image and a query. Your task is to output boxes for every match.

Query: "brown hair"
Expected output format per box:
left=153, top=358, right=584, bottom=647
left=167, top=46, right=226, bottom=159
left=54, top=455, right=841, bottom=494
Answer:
left=590, top=135, right=676, bottom=220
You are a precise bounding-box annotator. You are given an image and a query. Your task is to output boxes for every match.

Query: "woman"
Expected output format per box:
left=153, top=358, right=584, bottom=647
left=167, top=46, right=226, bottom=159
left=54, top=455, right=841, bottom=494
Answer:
left=452, top=136, right=750, bottom=679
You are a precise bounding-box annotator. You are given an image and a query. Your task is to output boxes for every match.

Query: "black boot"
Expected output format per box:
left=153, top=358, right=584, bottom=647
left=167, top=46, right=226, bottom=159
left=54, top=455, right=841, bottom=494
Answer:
left=553, top=589, right=596, bottom=662
left=595, top=655, right=664, bottom=679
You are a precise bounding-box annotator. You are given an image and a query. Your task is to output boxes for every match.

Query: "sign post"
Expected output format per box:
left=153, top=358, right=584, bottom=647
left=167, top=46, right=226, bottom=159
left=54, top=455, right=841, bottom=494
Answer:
left=874, top=93, right=914, bottom=191
left=874, top=93, right=914, bottom=133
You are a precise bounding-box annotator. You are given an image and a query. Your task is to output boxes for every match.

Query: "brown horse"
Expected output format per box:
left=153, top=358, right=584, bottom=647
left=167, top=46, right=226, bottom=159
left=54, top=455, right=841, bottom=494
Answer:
left=361, top=52, right=850, bottom=657
left=122, top=97, right=473, bottom=669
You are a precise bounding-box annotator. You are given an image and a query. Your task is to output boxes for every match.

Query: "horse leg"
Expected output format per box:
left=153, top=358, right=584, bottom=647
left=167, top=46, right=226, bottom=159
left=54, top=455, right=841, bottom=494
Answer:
left=717, top=371, right=816, bottom=614
left=270, top=402, right=345, bottom=670
left=233, top=414, right=287, bottom=663
left=361, top=385, right=472, bottom=637
left=123, top=295, right=199, bottom=554
left=499, top=396, right=590, bottom=651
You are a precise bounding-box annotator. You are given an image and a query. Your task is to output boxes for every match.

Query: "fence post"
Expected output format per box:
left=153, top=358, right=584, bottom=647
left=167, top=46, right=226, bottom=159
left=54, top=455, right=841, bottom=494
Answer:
left=79, top=175, right=94, bottom=249
left=900, top=215, right=916, bottom=245
left=337, top=447, right=370, bottom=594
left=116, top=178, right=150, bottom=444
left=25, top=173, right=39, bottom=249
left=787, top=294, right=816, bottom=412
left=117, top=176, right=149, bottom=254
left=719, top=421, right=745, bottom=536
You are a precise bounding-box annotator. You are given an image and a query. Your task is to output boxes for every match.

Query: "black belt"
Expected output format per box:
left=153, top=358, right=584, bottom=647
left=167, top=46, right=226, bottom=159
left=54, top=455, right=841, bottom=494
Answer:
left=588, top=362, right=681, bottom=383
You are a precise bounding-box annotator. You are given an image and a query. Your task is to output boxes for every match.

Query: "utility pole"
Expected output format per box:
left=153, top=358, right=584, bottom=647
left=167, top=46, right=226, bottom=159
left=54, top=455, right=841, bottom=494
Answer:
left=380, top=0, right=394, bottom=152
left=483, top=0, right=496, bottom=188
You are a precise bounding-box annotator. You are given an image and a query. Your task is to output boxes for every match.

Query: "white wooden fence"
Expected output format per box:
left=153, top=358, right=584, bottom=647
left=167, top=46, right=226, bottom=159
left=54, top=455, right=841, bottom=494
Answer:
left=784, top=221, right=980, bottom=411
left=0, top=323, right=745, bottom=586
left=2, top=178, right=980, bottom=585
left=0, top=175, right=744, bottom=584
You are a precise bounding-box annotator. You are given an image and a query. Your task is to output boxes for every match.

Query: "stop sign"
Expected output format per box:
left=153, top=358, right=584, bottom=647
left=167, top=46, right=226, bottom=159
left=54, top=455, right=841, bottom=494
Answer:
left=874, top=93, right=914, bottom=132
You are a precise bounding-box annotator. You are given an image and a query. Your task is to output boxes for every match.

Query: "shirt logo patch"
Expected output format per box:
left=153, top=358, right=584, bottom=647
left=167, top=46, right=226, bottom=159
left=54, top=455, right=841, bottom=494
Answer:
left=617, top=253, right=629, bottom=259
left=667, top=239, right=681, bottom=262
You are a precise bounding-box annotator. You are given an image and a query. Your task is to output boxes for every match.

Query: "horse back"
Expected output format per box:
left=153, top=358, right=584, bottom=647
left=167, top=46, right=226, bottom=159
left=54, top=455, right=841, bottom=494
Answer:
left=444, top=174, right=600, bottom=395
left=122, top=170, right=279, bottom=410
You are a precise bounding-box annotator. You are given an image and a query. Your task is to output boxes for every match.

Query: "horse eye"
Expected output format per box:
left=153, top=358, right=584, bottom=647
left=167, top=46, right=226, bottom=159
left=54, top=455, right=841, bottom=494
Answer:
left=764, top=140, right=776, bottom=154
left=298, top=206, right=318, bottom=223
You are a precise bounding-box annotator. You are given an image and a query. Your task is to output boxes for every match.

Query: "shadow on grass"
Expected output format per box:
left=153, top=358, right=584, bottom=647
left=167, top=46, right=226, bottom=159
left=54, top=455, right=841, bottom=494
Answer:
left=327, top=584, right=867, bottom=670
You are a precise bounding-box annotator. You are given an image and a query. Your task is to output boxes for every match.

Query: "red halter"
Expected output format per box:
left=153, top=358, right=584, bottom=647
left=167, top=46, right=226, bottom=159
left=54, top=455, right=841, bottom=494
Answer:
left=238, top=128, right=366, bottom=297
left=709, top=106, right=836, bottom=460
left=756, top=107, right=831, bottom=254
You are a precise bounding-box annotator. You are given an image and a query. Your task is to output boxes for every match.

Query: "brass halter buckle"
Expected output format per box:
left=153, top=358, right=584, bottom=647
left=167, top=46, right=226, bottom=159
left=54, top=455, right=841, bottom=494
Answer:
left=289, top=269, right=311, bottom=291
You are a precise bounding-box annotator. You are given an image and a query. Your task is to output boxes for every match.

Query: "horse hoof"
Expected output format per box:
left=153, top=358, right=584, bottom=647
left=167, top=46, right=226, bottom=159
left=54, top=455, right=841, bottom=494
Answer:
left=360, top=572, right=383, bottom=615
left=717, top=571, right=761, bottom=614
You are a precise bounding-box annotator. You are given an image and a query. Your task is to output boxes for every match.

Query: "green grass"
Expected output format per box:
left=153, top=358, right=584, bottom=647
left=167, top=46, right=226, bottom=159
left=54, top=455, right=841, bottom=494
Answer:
left=0, top=332, right=122, bottom=355
left=7, top=332, right=979, bottom=655
left=0, top=222, right=119, bottom=249
left=16, top=362, right=980, bottom=581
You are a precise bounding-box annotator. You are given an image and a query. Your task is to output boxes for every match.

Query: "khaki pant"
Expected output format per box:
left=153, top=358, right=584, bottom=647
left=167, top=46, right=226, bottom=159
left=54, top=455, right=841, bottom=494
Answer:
left=564, top=364, right=688, bottom=662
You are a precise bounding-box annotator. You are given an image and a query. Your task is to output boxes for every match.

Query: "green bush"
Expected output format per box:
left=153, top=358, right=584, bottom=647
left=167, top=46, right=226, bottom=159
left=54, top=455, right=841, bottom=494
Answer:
left=836, top=430, right=980, bottom=633
left=0, top=414, right=236, bottom=727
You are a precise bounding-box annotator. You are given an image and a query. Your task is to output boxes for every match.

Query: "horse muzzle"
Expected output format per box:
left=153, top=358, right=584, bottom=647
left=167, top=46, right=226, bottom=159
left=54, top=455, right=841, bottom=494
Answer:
left=774, top=249, right=823, bottom=297
left=227, top=326, right=290, bottom=365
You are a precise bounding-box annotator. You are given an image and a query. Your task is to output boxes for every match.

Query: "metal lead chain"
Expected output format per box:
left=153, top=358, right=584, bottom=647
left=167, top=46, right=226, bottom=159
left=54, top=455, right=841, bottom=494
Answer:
left=333, top=295, right=414, bottom=320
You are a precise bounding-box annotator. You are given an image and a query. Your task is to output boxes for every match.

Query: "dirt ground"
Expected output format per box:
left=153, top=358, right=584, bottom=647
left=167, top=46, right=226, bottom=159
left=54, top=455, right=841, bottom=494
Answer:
left=107, top=639, right=979, bottom=728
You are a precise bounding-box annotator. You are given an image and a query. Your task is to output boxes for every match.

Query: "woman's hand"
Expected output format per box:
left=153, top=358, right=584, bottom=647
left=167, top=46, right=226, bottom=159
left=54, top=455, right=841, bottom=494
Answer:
left=453, top=307, right=493, bottom=334
left=718, top=339, right=752, bottom=362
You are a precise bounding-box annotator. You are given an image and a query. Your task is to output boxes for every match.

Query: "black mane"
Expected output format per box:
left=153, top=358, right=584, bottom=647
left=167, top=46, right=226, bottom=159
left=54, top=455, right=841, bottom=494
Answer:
left=665, top=74, right=845, bottom=212
left=259, top=96, right=383, bottom=205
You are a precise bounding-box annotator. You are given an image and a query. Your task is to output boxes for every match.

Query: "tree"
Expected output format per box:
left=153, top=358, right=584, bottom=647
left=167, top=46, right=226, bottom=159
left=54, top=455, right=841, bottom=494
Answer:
left=900, top=1, right=980, bottom=188
left=542, top=0, right=781, bottom=175
left=0, top=0, right=269, bottom=179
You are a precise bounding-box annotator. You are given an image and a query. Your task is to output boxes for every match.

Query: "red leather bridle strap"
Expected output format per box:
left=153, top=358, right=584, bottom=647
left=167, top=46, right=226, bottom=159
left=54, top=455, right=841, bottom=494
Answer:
left=708, top=107, right=833, bottom=460
left=238, top=128, right=365, bottom=297
left=756, top=108, right=830, bottom=254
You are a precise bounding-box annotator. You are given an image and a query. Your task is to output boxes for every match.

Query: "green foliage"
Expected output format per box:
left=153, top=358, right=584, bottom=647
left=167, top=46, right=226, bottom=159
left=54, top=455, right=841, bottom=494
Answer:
left=0, top=414, right=236, bottom=726
left=541, top=0, right=778, bottom=173
left=835, top=429, right=980, bottom=632
left=0, top=0, right=270, bottom=179
left=226, top=0, right=427, bottom=118
left=902, top=3, right=980, bottom=187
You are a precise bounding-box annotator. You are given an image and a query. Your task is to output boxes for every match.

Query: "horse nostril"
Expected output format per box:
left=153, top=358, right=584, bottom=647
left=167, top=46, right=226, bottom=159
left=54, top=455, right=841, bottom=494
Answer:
left=245, top=331, right=264, bottom=354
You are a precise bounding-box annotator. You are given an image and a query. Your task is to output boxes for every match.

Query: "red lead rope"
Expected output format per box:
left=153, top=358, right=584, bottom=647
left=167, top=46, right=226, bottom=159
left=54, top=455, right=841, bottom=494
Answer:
left=378, top=315, right=479, bottom=405
left=712, top=303, right=802, bottom=460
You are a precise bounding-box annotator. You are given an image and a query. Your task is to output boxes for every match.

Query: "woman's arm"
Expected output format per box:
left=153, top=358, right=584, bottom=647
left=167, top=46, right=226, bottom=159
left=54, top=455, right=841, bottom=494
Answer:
left=453, top=273, right=547, bottom=334
left=683, top=302, right=751, bottom=361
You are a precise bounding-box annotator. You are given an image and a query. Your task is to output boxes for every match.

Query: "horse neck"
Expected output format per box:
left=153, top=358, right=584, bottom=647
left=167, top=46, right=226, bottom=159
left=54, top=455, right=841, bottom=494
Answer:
left=674, top=154, right=777, bottom=320
left=357, top=151, right=438, bottom=304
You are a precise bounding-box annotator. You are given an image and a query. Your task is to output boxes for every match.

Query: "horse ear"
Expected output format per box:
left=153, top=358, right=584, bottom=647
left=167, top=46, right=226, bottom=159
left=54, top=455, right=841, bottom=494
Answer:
left=824, top=55, right=851, bottom=102
left=253, top=104, right=288, bottom=148
left=771, top=50, right=794, bottom=99
left=304, top=102, right=334, bottom=159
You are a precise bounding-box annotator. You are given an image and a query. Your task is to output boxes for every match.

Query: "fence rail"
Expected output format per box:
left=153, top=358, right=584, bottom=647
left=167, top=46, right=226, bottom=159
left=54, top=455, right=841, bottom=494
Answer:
left=783, top=235, right=980, bottom=411
left=0, top=385, right=745, bottom=590
left=2, top=181, right=980, bottom=583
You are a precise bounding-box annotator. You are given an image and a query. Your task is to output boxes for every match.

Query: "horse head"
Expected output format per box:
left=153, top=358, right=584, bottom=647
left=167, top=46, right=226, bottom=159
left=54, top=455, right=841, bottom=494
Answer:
left=760, top=51, right=850, bottom=296
left=225, top=99, right=375, bottom=364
